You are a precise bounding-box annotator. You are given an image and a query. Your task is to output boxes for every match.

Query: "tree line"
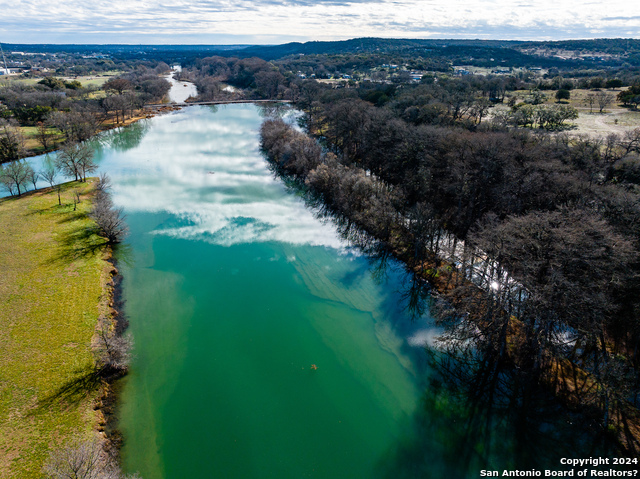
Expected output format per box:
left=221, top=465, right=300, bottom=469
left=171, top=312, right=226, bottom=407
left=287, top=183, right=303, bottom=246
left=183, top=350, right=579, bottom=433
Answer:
left=0, top=63, right=171, bottom=163
left=260, top=100, right=640, bottom=446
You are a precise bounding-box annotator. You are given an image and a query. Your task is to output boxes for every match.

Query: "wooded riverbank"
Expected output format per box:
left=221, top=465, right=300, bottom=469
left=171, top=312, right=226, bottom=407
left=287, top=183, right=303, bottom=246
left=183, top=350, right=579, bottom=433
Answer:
left=260, top=115, right=640, bottom=454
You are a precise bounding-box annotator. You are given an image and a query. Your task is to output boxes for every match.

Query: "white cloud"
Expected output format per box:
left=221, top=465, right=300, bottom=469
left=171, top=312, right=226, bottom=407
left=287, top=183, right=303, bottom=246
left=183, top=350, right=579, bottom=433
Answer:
left=1, top=0, right=639, bottom=42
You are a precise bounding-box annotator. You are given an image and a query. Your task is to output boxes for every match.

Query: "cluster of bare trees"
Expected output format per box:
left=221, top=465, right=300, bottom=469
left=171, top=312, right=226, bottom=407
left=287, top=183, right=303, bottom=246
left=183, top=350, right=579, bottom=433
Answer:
left=99, top=71, right=171, bottom=123
left=43, top=437, right=140, bottom=479
left=0, top=62, right=171, bottom=157
left=0, top=142, right=98, bottom=197
left=90, top=173, right=128, bottom=244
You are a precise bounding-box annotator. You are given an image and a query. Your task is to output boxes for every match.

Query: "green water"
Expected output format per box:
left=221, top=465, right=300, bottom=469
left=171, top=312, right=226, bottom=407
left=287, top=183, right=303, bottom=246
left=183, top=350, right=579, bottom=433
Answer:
left=102, top=105, right=428, bottom=478
left=89, top=105, right=625, bottom=479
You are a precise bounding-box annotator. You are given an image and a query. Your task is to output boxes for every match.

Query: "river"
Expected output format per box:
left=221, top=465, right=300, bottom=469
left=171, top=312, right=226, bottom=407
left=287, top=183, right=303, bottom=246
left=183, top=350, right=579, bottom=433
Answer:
left=12, top=102, right=627, bottom=477
left=99, top=104, right=435, bottom=478
left=166, top=68, right=197, bottom=103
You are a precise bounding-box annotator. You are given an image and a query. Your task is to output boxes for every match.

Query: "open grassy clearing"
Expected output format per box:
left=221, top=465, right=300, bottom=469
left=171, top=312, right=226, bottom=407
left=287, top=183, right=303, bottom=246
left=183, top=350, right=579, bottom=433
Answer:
left=0, top=72, right=121, bottom=89
left=18, top=126, right=65, bottom=154
left=494, top=87, right=640, bottom=138
left=0, top=181, right=111, bottom=478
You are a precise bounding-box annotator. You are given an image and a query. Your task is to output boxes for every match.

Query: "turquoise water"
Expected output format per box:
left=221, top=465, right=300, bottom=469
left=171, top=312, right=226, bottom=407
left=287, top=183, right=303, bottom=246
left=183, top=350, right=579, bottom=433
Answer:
left=30, top=103, right=620, bottom=478
left=94, top=105, right=434, bottom=478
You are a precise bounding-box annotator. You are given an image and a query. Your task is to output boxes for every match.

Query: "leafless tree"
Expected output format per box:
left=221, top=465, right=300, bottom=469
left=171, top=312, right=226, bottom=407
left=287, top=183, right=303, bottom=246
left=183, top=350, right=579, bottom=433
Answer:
left=43, top=437, right=141, bottom=479
left=49, top=110, right=100, bottom=143
left=96, top=172, right=112, bottom=192
left=0, top=160, right=33, bottom=196
left=94, top=318, right=133, bottom=372
left=585, top=93, right=596, bottom=114
left=90, top=184, right=128, bottom=244
left=596, top=91, right=614, bottom=113
left=56, top=142, right=96, bottom=182
left=0, top=120, right=26, bottom=164
left=35, top=121, right=54, bottom=150
left=28, top=167, right=39, bottom=190
left=43, top=438, right=103, bottom=479
left=41, top=155, right=59, bottom=188
left=102, top=78, right=134, bottom=95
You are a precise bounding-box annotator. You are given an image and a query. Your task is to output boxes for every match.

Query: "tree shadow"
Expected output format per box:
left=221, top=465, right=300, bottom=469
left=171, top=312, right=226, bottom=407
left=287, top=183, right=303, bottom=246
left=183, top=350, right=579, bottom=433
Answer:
left=46, top=223, right=107, bottom=265
left=375, top=333, right=630, bottom=479
left=55, top=211, right=88, bottom=224
left=30, top=366, right=102, bottom=414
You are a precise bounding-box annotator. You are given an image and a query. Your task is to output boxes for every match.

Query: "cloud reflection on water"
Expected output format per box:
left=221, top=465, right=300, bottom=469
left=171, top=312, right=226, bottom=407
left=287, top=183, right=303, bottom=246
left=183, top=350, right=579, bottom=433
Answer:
left=106, top=105, right=346, bottom=250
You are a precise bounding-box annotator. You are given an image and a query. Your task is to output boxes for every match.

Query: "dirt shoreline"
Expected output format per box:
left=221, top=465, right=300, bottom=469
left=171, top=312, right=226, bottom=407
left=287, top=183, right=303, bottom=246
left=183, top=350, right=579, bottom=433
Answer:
left=93, top=250, right=127, bottom=458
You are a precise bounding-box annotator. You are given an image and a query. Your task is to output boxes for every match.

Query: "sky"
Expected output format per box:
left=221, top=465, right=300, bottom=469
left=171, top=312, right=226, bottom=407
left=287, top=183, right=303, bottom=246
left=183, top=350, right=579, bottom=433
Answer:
left=1, top=0, right=640, bottom=45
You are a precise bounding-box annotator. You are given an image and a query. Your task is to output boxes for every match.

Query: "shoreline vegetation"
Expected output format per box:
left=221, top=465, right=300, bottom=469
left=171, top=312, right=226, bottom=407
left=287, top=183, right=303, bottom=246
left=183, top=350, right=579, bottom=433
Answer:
left=259, top=116, right=640, bottom=454
left=0, top=180, right=131, bottom=478
left=1, top=64, right=174, bottom=163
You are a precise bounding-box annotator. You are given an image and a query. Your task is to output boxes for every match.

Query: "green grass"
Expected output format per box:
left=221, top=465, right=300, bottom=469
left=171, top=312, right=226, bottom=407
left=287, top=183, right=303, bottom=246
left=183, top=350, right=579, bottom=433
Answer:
left=0, top=72, right=122, bottom=89
left=0, top=180, right=111, bottom=478
left=18, top=126, right=65, bottom=153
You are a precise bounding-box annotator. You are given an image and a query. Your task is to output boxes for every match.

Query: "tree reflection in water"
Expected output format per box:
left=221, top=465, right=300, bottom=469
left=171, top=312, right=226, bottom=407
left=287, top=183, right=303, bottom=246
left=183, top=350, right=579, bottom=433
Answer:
left=285, top=178, right=630, bottom=476
left=91, top=119, right=152, bottom=154
left=375, top=318, right=623, bottom=478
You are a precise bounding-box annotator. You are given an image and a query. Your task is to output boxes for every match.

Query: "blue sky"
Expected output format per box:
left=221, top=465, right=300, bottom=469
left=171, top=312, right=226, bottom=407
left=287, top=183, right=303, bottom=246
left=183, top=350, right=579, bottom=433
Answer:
left=2, top=0, right=640, bottom=44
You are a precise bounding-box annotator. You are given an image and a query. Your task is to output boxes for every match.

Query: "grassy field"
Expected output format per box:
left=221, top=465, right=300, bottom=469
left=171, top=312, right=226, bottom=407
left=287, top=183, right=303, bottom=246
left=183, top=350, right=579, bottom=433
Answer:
left=0, top=180, right=112, bottom=478
left=18, top=126, right=65, bottom=154
left=0, top=72, right=121, bottom=89
left=494, top=87, right=640, bottom=138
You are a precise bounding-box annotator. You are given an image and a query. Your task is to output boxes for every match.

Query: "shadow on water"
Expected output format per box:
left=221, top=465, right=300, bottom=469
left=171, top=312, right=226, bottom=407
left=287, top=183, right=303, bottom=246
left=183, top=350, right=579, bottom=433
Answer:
left=256, top=103, right=293, bottom=118
left=375, top=335, right=628, bottom=478
left=273, top=168, right=632, bottom=474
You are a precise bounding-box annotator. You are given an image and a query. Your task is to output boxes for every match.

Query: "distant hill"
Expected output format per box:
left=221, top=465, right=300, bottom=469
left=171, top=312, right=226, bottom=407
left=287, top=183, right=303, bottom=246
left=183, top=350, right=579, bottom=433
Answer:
left=232, top=37, right=636, bottom=68
left=233, top=38, right=526, bottom=59
left=3, top=37, right=640, bottom=67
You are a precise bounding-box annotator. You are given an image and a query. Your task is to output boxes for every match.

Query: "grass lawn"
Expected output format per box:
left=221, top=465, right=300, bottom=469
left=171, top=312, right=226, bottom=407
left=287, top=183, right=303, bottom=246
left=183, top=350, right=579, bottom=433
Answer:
left=0, top=180, right=112, bottom=478
left=18, top=126, right=65, bottom=154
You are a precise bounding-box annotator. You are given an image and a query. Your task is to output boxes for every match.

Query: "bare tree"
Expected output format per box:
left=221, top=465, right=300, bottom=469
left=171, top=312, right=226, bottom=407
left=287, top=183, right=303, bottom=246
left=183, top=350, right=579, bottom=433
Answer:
left=0, top=160, right=33, bottom=196
left=102, top=78, right=134, bottom=95
left=56, top=142, right=95, bottom=182
left=28, top=167, right=39, bottom=190
left=41, top=155, right=59, bottom=188
left=90, top=183, right=128, bottom=244
left=43, top=438, right=103, bottom=479
left=596, top=91, right=614, bottom=113
left=94, top=318, right=133, bottom=372
left=95, top=172, right=112, bottom=192
left=0, top=120, right=26, bottom=164
left=35, top=121, right=54, bottom=150
left=43, top=437, right=141, bottom=479
left=49, top=110, right=100, bottom=143
left=585, top=93, right=596, bottom=114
